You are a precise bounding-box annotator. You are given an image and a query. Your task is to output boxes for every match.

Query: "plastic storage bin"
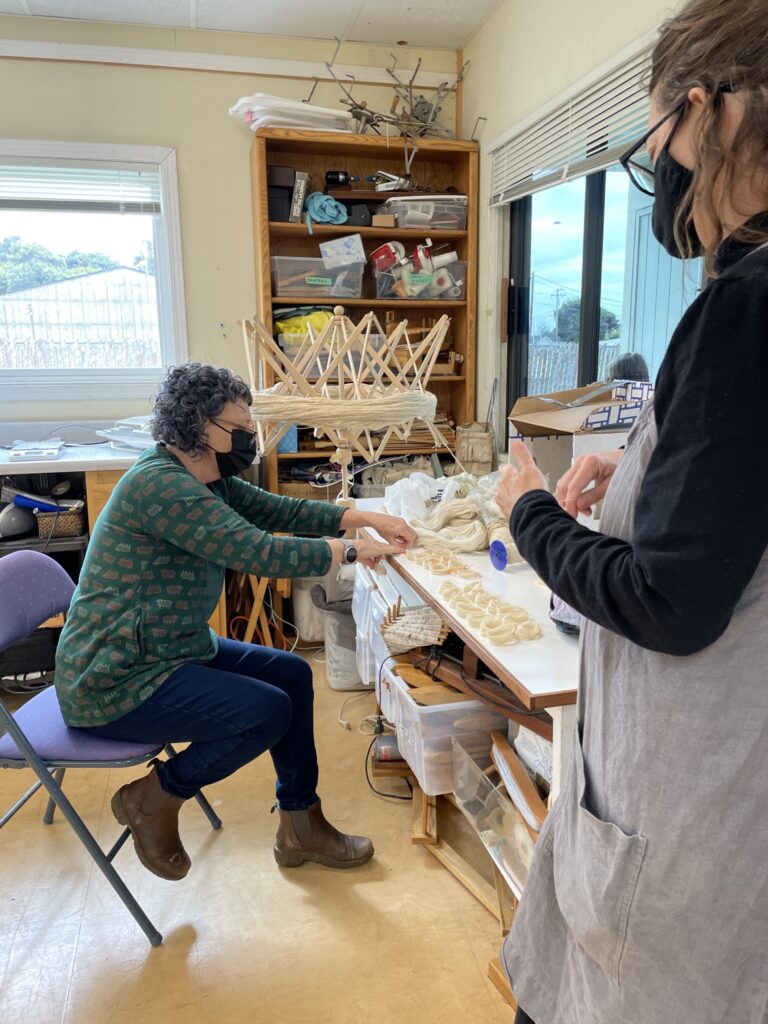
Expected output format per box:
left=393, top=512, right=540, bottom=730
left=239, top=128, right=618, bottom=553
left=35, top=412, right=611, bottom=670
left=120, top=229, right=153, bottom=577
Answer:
left=271, top=256, right=364, bottom=298
left=381, top=196, right=468, bottom=231
left=351, top=564, right=378, bottom=686
left=391, top=672, right=507, bottom=796
left=452, top=736, right=536, bottom=897
left=367, top=589, right=393, bottom=683
left=374, top=261, right=466, bottom=301
left=377, top=661, right=401, bottom=726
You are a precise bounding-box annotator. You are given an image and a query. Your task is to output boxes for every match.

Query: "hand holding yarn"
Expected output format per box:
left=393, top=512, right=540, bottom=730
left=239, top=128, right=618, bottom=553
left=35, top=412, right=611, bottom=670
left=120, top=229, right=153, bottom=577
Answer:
left=365, top=511, right=417, bottom=548
left=496, top=442, right=549, bottom=521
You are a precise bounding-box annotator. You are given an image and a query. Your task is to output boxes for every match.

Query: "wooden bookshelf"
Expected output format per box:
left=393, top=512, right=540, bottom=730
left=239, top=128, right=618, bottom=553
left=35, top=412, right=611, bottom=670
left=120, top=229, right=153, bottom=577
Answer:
left=250, top=127, right=479, bottom=494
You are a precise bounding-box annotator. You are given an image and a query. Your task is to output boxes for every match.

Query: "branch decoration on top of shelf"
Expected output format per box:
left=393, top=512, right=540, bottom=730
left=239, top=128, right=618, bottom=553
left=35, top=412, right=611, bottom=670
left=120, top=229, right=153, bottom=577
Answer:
left=240, top=306, right=454, bottom=497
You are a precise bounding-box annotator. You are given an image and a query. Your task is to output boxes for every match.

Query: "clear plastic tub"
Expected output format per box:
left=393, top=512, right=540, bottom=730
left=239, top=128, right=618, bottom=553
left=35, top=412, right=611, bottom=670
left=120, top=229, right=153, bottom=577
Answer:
left=381, top=196, right=468, bottom=231
left=374, top=261, right=466, bottom=301
left=271, top=256, right=364, bottom=298
left=452, top=736, right=536, bottom=898
left=391, top=672, right=507, bottom=795
left=351, top=564, right=378, bottom=686
left=367, top=589, right=393, bottom=683
left=377, top=662, right=401, bottom=727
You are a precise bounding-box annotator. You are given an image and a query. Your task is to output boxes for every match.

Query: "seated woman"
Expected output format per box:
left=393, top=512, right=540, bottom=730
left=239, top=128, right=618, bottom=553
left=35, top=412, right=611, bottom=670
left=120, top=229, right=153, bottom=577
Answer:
left=55, top=363, right=413, bottom=881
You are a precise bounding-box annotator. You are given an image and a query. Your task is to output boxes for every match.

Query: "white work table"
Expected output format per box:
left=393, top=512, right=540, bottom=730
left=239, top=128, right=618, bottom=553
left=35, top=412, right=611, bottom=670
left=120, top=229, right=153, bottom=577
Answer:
left=0, top=444, right=140, bottom=475
left=356, top=497, right=579, bottom=794
left=389, top=549, right=578, bottom=711
left=355, top=499, right=578, bottom=710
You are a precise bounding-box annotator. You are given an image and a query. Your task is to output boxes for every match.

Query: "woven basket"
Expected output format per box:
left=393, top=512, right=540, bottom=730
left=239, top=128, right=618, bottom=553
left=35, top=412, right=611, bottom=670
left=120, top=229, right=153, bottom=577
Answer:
left=35, top=509, right=86, bottom=539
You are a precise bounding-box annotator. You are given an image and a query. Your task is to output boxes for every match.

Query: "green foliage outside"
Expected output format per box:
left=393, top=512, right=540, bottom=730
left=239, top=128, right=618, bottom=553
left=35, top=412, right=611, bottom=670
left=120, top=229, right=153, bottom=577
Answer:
left=543, top=297, right=621, bottom=344
left=0, top=236, right=123, bottom=294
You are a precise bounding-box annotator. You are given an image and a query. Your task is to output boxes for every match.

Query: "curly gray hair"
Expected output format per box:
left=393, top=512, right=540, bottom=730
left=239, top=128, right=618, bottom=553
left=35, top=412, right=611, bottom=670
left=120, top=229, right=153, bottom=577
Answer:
left=150, top=363, right=252, bottom=456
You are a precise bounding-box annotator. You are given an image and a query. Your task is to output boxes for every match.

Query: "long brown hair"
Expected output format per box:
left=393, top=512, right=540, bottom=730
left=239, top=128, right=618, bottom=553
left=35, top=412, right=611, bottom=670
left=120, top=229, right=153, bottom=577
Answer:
left=649, top=0, right=768, bottom=269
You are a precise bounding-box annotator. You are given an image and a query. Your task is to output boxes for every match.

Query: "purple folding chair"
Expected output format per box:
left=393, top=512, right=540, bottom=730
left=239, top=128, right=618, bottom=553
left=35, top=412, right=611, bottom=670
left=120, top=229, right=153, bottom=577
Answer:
left=0, top=550, right=222, bottom=946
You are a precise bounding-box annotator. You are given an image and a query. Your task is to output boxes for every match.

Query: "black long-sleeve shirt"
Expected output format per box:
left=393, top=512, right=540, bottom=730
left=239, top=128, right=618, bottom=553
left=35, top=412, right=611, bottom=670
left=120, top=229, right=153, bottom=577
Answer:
left=510, top=218, right=768, bottom=657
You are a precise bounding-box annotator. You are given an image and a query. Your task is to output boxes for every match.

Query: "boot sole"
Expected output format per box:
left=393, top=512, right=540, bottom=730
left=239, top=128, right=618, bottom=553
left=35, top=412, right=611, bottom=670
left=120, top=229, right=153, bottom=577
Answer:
left=111, top=788, right=190, bottom=882
left=273, top=844, right=374, bottom=869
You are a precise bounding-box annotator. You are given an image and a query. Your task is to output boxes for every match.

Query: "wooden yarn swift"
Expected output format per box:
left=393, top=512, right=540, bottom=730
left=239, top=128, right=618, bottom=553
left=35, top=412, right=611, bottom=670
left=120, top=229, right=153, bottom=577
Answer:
left=240, top=306, right=453, bottom=498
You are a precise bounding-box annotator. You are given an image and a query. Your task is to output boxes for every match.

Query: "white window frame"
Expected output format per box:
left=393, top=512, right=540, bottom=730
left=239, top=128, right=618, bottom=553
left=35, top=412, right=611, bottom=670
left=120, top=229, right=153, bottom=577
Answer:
left=0, top=139, right=188, bottom=404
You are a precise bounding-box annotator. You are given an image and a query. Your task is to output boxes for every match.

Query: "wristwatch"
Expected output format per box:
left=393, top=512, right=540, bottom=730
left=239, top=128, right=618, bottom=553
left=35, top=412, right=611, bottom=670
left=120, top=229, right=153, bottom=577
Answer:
left=341, top=539, right=358, bottom=564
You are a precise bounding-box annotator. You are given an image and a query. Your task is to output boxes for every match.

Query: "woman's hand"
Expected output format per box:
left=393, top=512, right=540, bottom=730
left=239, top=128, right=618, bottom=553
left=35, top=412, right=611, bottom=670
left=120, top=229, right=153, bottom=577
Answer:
left=555, top=450, right=623, bottom=518
left=365, top=512, right=416, bottom=548
left=327, top=537, right=405, bottom=568
left=496, top=441, right=549, bottom=520
left=356, top=537, right=405, bottom=568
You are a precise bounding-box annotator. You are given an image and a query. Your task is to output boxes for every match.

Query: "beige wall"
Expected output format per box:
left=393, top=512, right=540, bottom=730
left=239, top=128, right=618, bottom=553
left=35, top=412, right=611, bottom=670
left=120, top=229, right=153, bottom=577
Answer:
left=0, top=16, right=456, bottom=423
left=462, top=0, right=675, bottom=425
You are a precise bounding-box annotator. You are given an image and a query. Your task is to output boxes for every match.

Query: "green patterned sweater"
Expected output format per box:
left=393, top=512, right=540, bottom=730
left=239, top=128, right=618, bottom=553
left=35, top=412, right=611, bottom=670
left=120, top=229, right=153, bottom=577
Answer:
left=55, top=444, right=344, bottom=727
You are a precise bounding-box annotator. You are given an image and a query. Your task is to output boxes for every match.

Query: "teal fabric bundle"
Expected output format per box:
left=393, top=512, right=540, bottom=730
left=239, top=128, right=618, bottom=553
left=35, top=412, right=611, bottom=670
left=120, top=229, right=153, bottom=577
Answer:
left=305, top=192, right=348, bottom=233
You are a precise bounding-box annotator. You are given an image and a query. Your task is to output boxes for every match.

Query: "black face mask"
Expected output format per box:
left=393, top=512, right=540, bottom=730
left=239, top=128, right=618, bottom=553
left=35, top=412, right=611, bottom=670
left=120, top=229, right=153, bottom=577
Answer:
left=209, top=423, right=257, bottom=478
left=652, top=139, right=702, bottom=259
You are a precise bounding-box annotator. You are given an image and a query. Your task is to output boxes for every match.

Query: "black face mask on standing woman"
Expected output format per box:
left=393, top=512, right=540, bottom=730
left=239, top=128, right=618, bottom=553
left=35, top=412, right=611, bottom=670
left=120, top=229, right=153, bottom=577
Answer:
left=209, top=423, right=257, bottom=478
left=652, top=136, right=703, bottom=259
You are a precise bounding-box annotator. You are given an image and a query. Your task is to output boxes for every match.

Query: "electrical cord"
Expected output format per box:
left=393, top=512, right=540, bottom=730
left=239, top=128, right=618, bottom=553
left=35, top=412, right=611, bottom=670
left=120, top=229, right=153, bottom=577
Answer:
left=337, top=689, right=374, bottom=730
left=364, top=736, right=412, bottom=801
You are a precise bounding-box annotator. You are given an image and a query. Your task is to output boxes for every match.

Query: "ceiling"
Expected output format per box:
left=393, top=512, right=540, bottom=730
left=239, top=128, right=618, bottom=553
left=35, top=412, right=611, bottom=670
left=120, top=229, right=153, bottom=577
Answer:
left=0, top=1, right=500, bottom=49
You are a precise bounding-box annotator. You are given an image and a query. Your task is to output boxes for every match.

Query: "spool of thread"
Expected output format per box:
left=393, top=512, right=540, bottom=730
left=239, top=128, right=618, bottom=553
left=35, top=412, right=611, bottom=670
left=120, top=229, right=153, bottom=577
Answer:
left=446, top=285, right=462, bottom=298
left=490, top=539, right=521, bottom=572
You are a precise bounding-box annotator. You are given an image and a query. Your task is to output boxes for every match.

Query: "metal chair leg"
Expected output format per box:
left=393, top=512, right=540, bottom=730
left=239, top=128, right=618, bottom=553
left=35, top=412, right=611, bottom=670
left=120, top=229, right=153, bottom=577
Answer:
left=0, top=777, right=44, bottom=828
left=34, top=769, right=163, bottom=946
left=0, top=714, right=162, bottom=947
left=164, top=744, right=222, bottom=830
left=43, top=768, right=65, bottom=824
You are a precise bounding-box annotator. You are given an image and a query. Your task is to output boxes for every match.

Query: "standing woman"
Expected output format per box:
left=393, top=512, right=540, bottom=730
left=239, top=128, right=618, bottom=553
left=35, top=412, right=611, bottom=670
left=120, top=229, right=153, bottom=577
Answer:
left=496, top=1, right=768, bottom=1021
left=55, top=363, right=414, bottom=881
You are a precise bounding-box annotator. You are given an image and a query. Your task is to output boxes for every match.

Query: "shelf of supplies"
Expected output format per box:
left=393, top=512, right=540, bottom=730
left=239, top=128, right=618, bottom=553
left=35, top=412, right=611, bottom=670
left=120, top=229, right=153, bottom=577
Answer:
left=271, top=296, right=467, bottom=308
left=269, top=222, right=467, bottom=241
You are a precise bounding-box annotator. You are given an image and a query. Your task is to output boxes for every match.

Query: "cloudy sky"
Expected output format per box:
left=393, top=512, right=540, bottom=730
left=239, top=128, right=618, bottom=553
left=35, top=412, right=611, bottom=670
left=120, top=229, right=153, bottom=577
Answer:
left=529, top=168, right=631, bottom=341
left=0, top=209, right=154, bottom=266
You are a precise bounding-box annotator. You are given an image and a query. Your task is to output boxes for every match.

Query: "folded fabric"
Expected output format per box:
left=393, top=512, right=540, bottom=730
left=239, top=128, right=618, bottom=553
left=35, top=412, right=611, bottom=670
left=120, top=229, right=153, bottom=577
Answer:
left=305, top=192, right=348, bottom=233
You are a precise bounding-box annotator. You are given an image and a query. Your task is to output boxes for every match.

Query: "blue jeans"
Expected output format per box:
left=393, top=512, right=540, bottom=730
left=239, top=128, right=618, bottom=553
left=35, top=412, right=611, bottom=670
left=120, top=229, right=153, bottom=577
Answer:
left=87, top=639, right=319, bottom=810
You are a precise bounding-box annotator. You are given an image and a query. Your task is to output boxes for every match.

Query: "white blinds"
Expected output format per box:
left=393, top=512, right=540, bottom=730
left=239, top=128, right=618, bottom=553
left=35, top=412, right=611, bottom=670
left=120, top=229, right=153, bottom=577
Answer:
left=490, top=45, right=652, bottom=207
left=0, top=162, right=162, bottom=214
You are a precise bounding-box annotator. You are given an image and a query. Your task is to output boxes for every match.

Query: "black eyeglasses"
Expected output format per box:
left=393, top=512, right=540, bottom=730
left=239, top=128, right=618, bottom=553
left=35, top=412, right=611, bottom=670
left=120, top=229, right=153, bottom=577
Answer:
left=618, top=102, right=685, bottom=197
left=619, top=84, right=738, bottom=197
left=211, top=418, right=257, bottom=438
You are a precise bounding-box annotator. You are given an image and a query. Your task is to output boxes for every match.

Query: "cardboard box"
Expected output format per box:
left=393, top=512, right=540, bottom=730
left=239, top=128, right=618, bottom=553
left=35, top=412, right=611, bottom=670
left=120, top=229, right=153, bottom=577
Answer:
left=507, top=381, right=655, bottom=505
left=372, top=214, right=396, bottom=228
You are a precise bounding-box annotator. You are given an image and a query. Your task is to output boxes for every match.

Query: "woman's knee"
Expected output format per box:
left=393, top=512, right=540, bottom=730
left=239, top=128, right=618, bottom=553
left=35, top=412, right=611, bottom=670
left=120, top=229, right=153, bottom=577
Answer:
left=260, top=688, right=293, bottom=744
left=280, top=651, right=313, bottom=685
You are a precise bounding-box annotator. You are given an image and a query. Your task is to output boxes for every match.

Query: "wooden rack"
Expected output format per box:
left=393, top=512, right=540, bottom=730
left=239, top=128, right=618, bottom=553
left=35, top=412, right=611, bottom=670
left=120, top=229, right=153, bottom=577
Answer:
left=249, top=127, right=479, bottom=494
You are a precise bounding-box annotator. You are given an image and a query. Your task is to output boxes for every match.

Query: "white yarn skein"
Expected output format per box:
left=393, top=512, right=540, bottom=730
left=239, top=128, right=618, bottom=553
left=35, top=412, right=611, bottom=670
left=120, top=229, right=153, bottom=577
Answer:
left=250, top=384, right=437, bottom=434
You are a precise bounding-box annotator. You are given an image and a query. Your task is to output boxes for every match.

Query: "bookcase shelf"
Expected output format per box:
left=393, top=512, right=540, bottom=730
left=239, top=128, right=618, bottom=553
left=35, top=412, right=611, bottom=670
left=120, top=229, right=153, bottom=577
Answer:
left=250, top=128, right=479, bottom=494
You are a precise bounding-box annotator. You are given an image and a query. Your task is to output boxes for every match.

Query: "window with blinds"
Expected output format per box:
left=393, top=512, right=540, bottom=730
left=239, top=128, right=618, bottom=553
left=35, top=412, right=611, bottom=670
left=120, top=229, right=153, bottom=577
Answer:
left=0, top=141, right=186, bottom=401
left=0, top=162, right=162, bottom=214
left=490, top=45, right=652, bottom=207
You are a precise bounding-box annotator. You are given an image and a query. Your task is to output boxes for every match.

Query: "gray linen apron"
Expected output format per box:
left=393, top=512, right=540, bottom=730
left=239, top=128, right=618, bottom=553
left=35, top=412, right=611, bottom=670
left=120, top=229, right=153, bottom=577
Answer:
left=502, top=399, right=768, bottom=1023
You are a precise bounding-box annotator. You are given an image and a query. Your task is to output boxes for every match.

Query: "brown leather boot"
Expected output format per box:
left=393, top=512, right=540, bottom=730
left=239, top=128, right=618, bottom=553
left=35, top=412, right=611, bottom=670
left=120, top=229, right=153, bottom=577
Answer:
left=111, top=760, right=191, bottom=881
left=273, top=799, right=374, bottom=869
